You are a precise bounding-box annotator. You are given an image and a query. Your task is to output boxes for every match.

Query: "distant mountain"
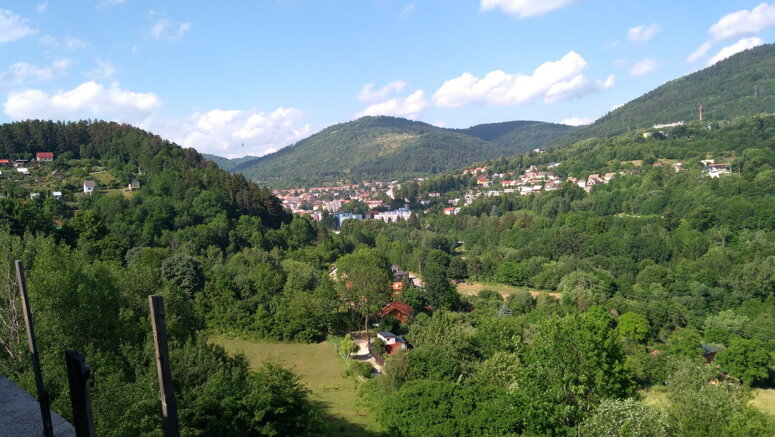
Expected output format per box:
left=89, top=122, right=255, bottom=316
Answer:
left=202, top=153, right=260, bottom=171
left=232, top=116, right=575, bottom=187
left=558, top=43, right=775, bottom=144
left=457, top=120, right=575, bottom=148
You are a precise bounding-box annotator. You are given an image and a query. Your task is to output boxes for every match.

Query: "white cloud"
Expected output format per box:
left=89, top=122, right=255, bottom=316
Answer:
left=65, top=37, right=90, bottom=50
left=40, top=35, right=90, bottom=50
left=4, top=81, right=161, bottom=123
left=167, top=107, right=313, bottom=158
left=98, top=0, right=126, bottom=8
left=629, top=58, right=660, bottom=77
left=356, top=89, right=429, bottom=119
left=707, top=37, right=764, bottom=66
left=432, top=51, right=614, bottom=108
left=560, top=117, right=595, bottom=126
left=0, top=10, right=37, bottom=43
left=709, top=2, right=775, bottom=41
left=1, top=59, right=71, bottom=85
left=401, top=3, right=416, bottom=17
left=88, top=59, right=118, bottom=80
left=479, top=0, right=577, bottom=18
left=687, top=41, right=713, bottom=63
left=2, top=80, right=310, bottom=158
left=146, top=18, right=192, bottom=42
left=358, top=80, right=406, bottom=102
left=627, top=22, right=660, bottom=43
left=36, top=2, right=48, bottom=13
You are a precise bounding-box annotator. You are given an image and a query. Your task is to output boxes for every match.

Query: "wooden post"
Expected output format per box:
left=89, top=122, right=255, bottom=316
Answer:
left=148, top=295, right=180, bottom=437
left=16, top=260, right=53, bottom=437
left=65, top=350, right=95, bottom=437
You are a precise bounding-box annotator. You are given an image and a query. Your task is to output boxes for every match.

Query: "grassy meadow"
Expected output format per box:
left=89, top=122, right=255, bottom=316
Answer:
left=457, top=280, right=561, bottom=300
left=210, top=335, right=383, bottom=437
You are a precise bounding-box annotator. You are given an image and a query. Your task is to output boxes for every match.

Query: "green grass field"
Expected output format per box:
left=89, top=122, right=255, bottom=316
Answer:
left=751, top=389, right=775, bottom=415
left=457, top=281, right=561, bottom=300
left=641, top=387, right=775, bottom=415
left=210, top=335, right=383, bottom=437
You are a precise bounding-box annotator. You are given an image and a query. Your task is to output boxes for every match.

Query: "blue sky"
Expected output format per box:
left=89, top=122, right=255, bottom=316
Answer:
left=0, top=1, right=773, bottom=158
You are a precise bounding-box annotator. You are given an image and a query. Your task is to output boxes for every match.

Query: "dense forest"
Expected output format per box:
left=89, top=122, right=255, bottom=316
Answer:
left=556, top=43, right=775, bottom=145
left=0, top=116, right=774, bottom=436
left=228, top=116, right=573, bottom=188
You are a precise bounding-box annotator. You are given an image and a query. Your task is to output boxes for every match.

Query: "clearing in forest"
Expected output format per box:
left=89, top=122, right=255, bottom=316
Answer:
left=211, top=335, right=383, bottom=437
left=456, top=281, right=561, bottom=300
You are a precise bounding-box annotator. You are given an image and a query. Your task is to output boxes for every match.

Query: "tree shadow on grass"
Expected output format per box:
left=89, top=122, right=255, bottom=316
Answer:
left=313, top=400, right=384, bottom=437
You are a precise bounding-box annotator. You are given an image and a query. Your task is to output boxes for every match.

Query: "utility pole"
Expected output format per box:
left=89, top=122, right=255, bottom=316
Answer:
left=65, top=350, right=95, bottom=437
left=16, top=260, right=53, bottom=437
left=149, top=295, right=180, bottom=437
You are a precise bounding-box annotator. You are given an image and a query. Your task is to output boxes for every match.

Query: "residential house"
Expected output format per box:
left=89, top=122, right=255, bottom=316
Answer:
left=36, top=152, right=54, bottom=162
left=379, top=302, right=412, bottom=324
left=16, top=167, right=30, bottom=175
left=703, top=163, right=731, bottom=178
left=0, top=159, right=10, bottom=166
left=51, top=170, right=64, bottom=180
left=407, top=273, right=423, bottom=288
left=83, top=180, right=96, bottom=195
left=334, top=212, right=362, bottom=227
left=51, top=191, right=62, bottom=199
left=391, top=265, right=409, bottom=282
left=373, top=208, right=411, bottom=223
left=128, top=178, right=141, bottom=191
left=377, top=331, right=408, bottom=354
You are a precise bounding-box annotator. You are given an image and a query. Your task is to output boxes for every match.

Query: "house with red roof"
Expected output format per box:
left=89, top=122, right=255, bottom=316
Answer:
left=36, top=152, right=54, bottom=162
left=379, top=301, right=412, bottom=323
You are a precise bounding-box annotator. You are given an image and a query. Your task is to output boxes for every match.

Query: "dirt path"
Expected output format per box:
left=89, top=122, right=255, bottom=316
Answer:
left=352, top=336, right=384, bottom=373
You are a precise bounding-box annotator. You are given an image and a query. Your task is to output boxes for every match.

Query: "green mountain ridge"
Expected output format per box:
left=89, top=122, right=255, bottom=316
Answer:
left=556, top=43, right=775, bottom=146
left=201, top=153, right=260, bottom=171
left=226, top=116, right=574, bottom=188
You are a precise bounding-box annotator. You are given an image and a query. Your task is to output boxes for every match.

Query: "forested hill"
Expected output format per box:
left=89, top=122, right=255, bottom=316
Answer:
left=228, top=116, right=573, bottom=188
left=456, top=120, right=576, bottom=146
left=201, top=153, right=259, bottom=171
left=556, top=43, right=775, bottom=145
left=0, top=120, right=290, bottom=233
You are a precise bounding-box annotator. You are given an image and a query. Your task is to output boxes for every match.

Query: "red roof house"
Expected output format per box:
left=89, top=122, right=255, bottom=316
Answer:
left=36, top=152, right=54, bottom=162
left=379, top=301, right=412, bottom=323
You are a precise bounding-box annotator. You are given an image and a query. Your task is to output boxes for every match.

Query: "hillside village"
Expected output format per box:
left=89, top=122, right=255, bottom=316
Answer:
left=0, top=152, right=142, bottom=201
left=273, top=145, right=732, bottom=225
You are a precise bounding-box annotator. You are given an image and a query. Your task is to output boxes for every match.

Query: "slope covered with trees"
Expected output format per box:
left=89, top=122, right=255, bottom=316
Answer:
left=201, top=153, right=260, bottom=171
left=230, top=116, right=573, bottom=187
left=557, top=43, right=775, bottom=144
left=1, top=112, right=774, bottom=435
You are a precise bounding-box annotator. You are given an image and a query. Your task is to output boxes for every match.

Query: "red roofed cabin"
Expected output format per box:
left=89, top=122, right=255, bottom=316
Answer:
left=36, top=152, right=54, bottom=162
left=379, top=301, right=412, bottom=323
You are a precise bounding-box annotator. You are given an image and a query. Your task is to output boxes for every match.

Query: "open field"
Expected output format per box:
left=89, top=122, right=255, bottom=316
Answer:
left=751, top=389, right=775, bottom=415
left=211, top=335, right=382, bottom=437
left=457, top=281, right=561, bottom=300
left=641, top=387, right=775, bottom=415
